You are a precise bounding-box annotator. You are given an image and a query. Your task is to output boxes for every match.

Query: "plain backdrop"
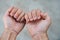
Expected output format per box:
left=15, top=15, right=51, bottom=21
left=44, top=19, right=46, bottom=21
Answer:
left=0, top=0, right=60, bottom=40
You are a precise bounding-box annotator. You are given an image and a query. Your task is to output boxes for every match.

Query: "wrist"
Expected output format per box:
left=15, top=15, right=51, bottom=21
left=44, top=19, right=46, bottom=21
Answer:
left=1, top=29, right=17, bottom=40
left=32, top=32, right=48, bottom=40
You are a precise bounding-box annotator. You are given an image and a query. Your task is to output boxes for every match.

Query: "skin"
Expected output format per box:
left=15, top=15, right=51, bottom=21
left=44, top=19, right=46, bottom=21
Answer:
left=0, top=6, right=51, bottom=40
left=1, top=7, right=25, bottom=40
left=25, top=9, right=51, bottom=40
left=3, top=7, right=25, bottom=34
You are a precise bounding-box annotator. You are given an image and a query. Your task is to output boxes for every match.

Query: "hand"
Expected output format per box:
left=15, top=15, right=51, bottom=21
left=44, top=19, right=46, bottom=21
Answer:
left=25, top=9, right=51, bottom=36
left=3, top=7, right=25, bottom=34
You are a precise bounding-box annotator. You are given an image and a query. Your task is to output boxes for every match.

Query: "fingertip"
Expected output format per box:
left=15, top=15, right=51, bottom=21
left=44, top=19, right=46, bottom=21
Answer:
left=10, top=7, right=18, bottom=17
left=20, top=17, right=25, bottom=22
left=8, top=6, right=14, bottom=13
left=40, top=12, right=44, bottom=16
left=32, top=10, right=37, bottom=21
left=5, top=6, right=14, bottom=16
left=36, top=9, right=41, bottom=19
left=44, top=12, right=51, bottom=21
left=30, top=18, right=33, bottom=21
left=37, top=16, right=41, bottom=19
left=25, top=14, right=27, bottom=20
left=25, top=14, right=29, bottom=22
left=16, top=12, right=25, bottom=22
left=14, top=9, right=22, bottom=19
left=33, top=17, right=37, bottom=20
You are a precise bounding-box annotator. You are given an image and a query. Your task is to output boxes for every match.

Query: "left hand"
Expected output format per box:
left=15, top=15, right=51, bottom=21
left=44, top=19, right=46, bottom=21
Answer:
left=3, top=7, right=25, bottom=34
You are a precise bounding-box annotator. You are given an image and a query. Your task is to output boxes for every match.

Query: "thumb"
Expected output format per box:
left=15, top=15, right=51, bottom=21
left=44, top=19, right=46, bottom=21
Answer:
left=44, top=13, right=51, bottom=21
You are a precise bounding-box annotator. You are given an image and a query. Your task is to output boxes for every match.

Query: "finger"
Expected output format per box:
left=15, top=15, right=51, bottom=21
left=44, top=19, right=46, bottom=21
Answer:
left=14, top=9, right=22, bottom=19
left=36, top=9, right=41, bottom=19
left=10, top=7, right=18, bottom=16
left=28, top=12, right=33, bottom=21
left=41, top=12, right=50, bottom=21
left=25, top=14, right=29, bottom=22
left=40, top=12, right=45, bottom=20
left=17, top=12, right=25, bottom=21
left=5, top=6, right=14, bottom=16
left=44, top=13, right=51, bottom=21
left=31, top=10, right=37, bottom=20
left=20, top=16, right=25, bottom=22
left=42, top=13, right=51, bottom=25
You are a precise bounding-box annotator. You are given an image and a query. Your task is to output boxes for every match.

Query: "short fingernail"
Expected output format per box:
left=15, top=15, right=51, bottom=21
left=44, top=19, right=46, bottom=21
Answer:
left=30, top=19, right=33, bottom=21
left=34, top=17, right=37, bottom=20
left=38, top=16, right=40, bottom=19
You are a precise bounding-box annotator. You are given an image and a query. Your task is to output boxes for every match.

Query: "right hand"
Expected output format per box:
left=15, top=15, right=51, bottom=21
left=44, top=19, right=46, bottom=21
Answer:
left=25, top=9, right=51, bottom=36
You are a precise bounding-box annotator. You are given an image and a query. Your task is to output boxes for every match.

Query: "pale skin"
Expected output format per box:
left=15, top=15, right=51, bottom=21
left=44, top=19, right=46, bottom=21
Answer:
left=4, top=7, right=25, bottom=34
left=25, top=9, right=51, bottom=40
left=1, top=7, right=25, bottom=40
left=0, top=7, right=51, bottom=40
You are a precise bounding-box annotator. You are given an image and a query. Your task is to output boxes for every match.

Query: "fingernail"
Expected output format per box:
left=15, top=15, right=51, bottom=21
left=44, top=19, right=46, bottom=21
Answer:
left=34, top=17, right=37, bottom=20
left=38, top=16, right=40, bottom=19
left=30, top=19, right=33, bottom=21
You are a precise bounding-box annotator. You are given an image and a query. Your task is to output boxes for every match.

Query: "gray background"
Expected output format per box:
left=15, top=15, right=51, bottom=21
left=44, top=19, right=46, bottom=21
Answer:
left=0, top=0, right=60, bottom=40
